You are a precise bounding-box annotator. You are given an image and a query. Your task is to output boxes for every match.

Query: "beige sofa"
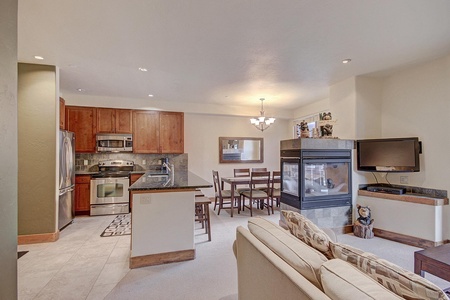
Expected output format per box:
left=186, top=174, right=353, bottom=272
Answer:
left=234, top=211, right=448, bottom=300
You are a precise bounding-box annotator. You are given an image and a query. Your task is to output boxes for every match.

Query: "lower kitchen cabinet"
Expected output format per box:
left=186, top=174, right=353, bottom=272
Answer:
left=75, top=175, right=91, bottom=215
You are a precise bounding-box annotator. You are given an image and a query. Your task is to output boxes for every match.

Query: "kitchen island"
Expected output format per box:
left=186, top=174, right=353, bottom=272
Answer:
left=128, top=170, right=212, bottom=268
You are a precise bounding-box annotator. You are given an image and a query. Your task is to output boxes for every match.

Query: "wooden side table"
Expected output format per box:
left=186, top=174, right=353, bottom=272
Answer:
left=414, top=243, right=450, bottom=294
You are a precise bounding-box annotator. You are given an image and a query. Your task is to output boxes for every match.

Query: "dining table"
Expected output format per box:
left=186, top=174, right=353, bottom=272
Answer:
left=221, top=174, right=280, bottom=217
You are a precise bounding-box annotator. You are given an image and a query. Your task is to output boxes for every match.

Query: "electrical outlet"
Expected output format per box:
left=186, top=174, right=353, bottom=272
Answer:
left=83, top=160, right=88, bottom=166
left=400, top=176, right=409, bottom=184
left=142, top=159, right=146, bottom=165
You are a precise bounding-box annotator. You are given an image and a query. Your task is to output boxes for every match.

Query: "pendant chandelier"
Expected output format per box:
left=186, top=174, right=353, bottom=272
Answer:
left=250, top=98, right=276, bottom=131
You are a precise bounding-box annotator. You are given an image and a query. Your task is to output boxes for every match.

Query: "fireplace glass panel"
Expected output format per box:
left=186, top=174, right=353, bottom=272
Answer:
left=304, top=162, right=349, bottom=198
left=282, top=162, right=299, bottom=197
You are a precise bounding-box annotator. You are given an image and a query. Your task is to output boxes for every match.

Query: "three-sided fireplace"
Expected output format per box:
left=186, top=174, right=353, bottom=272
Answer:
left=279, top=138, right=355, bottom=230
left=281, top=149, right=352, bottom=209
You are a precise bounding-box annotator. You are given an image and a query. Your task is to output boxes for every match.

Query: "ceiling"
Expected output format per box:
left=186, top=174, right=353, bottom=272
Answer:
left=18, top=0, right=450, bottom=113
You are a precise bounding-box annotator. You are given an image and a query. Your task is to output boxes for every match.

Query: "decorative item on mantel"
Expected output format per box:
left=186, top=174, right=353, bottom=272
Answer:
left=353, top=204, right=374, bottom=239
left=296, top=120, right=310, bottom=138
left=318, top=112, right=337, bottom=138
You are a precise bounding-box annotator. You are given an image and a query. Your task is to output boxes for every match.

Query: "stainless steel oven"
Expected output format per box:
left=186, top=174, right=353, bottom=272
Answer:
left=90, top=160, right=134, bottom=216
left=90, top=177, right=129, bottom=215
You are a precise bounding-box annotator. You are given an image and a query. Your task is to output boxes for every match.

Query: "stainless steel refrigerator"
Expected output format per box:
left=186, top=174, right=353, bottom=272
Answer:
left=59, top=130, right=75, bottom=230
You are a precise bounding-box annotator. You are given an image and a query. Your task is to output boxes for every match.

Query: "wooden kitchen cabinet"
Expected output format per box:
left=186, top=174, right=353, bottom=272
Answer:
left=133, top=110, right=184, bottom=154
left=75, top=175, right=91, bottom=215
left=59, top=97, right=66, bottom=130
left=133, top=110, right=160, bottom=153
left=97, top=108, right=132, bottom=133
left=160, top=112, right=184, bottom=153
left=65, top=106, right=97, bottom=152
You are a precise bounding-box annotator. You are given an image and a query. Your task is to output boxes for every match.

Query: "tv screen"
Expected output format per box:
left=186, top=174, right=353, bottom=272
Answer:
left=356, top=137, right=421, bottom=172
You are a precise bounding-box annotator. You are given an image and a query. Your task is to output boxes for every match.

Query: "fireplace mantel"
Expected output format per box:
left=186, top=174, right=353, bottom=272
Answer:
left=280, top=138, right=354, bottom=151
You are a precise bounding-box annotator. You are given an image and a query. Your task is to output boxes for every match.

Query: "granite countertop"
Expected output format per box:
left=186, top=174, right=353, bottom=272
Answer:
left=129, top=170, right=212, bottom=191
left=75, top=170, right=167, bottom=176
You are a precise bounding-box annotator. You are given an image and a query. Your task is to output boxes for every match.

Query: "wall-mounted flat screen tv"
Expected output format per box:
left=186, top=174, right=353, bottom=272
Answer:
left=356, top=137, right=421, bottom=172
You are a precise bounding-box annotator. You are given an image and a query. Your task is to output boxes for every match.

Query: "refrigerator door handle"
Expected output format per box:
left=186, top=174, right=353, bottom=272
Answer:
left=59, top=187, right=75, bottom=196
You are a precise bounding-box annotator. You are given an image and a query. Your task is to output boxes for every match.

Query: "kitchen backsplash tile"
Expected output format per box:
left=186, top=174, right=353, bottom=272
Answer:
left=75, top=153, right=188, bottom=173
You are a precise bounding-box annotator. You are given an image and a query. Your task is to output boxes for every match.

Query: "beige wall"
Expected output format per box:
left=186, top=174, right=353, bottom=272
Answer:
left=184, top=113, right=291, bottom=197
left=18, top=63, right=58, bottom=235
left=380, top=54, right=450, bottom=239
left=0, top=0, right=18, bottom=298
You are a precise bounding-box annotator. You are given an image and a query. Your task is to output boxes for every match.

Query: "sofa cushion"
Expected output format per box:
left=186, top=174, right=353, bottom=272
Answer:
left=320, top=259, right=403, bottom=300
left=330, top=242, right=448, bottom=300
left=282, top=210, right=333, bottom=259
left=247, top=217, right=328, bottom=289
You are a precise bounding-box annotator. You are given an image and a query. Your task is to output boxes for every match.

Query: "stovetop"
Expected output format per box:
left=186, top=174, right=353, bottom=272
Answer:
left=93, top=159, right=135, bottom=178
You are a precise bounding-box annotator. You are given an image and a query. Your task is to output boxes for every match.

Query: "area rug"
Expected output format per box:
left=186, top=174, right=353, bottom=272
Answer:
left=18, top=251, right=28, bottom=259
left=100, top=214, right=131, bottom=237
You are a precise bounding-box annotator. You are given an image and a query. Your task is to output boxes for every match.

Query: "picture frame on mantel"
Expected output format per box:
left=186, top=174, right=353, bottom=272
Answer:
left=219, top=137, right=264, bottom=163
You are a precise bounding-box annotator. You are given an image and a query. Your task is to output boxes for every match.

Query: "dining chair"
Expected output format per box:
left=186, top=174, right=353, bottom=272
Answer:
left=270, top=171, right=281, bottom=207
left=241, top=171, right=272, bottom=216
left=212, top=170, right=240, bottom=215
left=251, top=167, right=267, bottom=172
left=233, top=168, right=251, bottom=199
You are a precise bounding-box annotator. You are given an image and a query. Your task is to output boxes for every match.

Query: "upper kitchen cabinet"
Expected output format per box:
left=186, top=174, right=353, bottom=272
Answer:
left=65, top=106, right=97, bottom=152
left=160, top=111, right=184, bottom=154
left=97, top=108, right=133, bottom=134
left=132, top=110, right=184, bottom=154
left=133, top=110, right=160, bottom=153
left=59, top=97, right=65, bottom=129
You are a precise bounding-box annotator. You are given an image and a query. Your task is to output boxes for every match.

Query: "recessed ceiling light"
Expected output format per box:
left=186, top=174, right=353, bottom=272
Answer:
left=77, top=88, right=85, bottom=92
left=34, top=56, right=44, bottom=60
left=138, top=67, right=148, bottom=72
left=148, top=94, right=154, bottom=97
left=342, top=59, right=351, bottom=64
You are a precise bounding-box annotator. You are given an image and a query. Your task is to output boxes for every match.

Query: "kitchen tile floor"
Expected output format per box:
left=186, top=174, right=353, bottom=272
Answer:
left=18, top=215, right=132, bottom=300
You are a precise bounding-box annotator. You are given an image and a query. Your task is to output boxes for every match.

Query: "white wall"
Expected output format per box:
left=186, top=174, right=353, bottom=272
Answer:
left=184, top=113, right=291, bottom=197
left=381, top=54, right=450, bottom=240
left=0, top=0, right=18, bottom=297
left=329, top=77, right=357, bottom=140
left=355, top=76, right=382, bottom=139
left=292, top=98, right=330, bottom=119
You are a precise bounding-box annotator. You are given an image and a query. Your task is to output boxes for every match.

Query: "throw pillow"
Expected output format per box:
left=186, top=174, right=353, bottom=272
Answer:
left=330, top=242, right=448, bottom=300
left=247, top=217, right=328, bottom=290
left=320, top=259, right=403, bottom=300
left=281, top=210, right=333, bottom=259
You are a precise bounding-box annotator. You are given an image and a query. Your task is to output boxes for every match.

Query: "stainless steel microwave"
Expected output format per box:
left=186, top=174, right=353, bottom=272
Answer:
left=96, top=133, right=133, bottom=152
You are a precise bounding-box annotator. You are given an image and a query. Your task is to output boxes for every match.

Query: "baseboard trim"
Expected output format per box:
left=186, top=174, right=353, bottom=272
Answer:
left=372, top=228, right=442, bottom=248
left=18, top=231, right=59, bottom=245
left=130, top=249, right=195, bottom=269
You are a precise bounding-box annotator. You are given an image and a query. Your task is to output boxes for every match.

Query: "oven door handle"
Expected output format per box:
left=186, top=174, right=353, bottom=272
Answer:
left=91, top=177, right=129, bottom=184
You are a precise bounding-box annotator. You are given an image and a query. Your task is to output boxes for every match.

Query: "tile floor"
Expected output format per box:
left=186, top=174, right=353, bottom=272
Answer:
left=18, top=215, right=131, bottom=300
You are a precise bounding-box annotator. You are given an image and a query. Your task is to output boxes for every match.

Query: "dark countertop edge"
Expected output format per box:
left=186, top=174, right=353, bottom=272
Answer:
left=129, top=184, right=212, bottom=191
left=128, top=170, right=212, bottom=191
left=75, top=171, right=98, bottom=175
left=75, top=170, right=167, bottom=176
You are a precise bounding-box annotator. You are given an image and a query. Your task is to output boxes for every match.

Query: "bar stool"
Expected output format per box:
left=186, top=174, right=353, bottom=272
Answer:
left=195, top=197, right=212, bottom=241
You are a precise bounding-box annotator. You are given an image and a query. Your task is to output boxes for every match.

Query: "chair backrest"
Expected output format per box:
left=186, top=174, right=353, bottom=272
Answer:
left=251, top=167, right=267, bottom=172
left=234, top=168, right=250, bottom=177
left=212, top=170, right=222, bottom=195
left=250, top=171, right=270, bottom=190
left=271, top=171, right=281, bottom=196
